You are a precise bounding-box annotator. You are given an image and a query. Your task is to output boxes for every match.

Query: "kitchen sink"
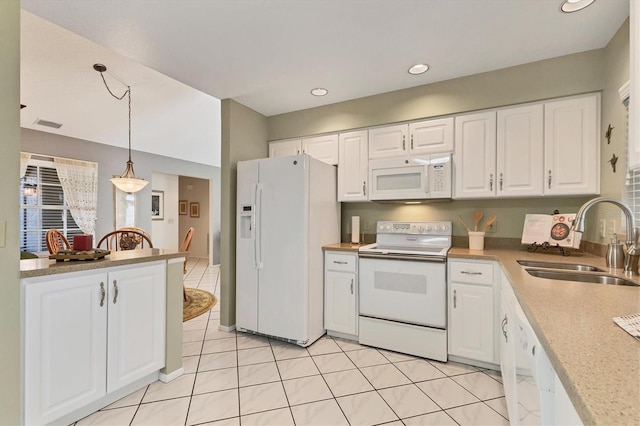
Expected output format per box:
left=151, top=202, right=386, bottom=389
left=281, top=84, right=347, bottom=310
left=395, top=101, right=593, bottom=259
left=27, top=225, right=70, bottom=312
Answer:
left=525, top=268, right=639, bottom=286
left=517, top=259, right=604, bottom=272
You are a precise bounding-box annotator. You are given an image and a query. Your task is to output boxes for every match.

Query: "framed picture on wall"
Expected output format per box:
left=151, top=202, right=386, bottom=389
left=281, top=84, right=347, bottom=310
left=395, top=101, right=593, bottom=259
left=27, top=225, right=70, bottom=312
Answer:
left=152, top=190, right=164, bottom=220
left=190, top=202, right=200, bottom=218
left=179, top=200, right=188, bottom=215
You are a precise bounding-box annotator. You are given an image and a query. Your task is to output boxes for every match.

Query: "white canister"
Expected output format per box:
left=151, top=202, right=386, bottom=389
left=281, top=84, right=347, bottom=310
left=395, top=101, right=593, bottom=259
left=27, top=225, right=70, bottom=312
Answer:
left=468, top=231, right=485, bottom=250
left=351, top=216, right=360, bottom=244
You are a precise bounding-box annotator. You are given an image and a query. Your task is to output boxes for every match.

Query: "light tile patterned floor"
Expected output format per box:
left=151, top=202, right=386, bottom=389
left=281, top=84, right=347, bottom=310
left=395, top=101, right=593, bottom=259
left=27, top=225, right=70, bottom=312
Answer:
left=75, top=258, right=509, bottom=426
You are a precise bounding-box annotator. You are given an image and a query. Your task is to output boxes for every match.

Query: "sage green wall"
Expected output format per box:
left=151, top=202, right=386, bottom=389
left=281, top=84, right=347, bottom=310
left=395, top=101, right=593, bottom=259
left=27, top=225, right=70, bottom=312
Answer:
left=0, top=1, right=21, bottom=424
left=220, top=99, right=268, bottom=328
left=267, top=22, right=630, bottom=244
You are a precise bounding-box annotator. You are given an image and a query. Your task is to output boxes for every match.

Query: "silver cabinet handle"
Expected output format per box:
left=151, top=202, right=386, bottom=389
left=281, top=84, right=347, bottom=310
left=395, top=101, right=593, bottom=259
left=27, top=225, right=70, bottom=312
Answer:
left=489, top=173, right=494, bottom=191
left=333, top=260, right=348, bottom=265
left=112, top=280, right=119, bottom=304
left=350, top=278, right=354, bottom=295
left=499, top=173, right=503, bottom=191
left=363, top=181, right=366, bottom=196
left=453, top=289, right=457, bottom=308
left=411, top=134, right=414, bottom=150
left=100, top=282, right=105, bottom=307
left=402, top=135, right=406, bottom=151
left=460, top=271, right=482, bottom=275
left=501, top=314, right=508, bottom=342
left=532, top=345, right=536, bottom=356
left=548, top=170, right=552, bottom=189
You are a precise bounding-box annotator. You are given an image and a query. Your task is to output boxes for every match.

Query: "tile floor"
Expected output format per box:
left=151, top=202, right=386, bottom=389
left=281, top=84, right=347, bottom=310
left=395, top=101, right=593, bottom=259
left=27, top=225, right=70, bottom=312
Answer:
left=75, top=258, right=509, bottom=426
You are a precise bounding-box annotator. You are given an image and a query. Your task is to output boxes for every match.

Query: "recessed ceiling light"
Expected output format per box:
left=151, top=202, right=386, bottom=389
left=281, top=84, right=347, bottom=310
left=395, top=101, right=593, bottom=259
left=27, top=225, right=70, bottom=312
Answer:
left=311, top=88, right=328, bottom=96
left=561, top=0, right=595, bottom=13
left=408, top=64, right=429, bottom=75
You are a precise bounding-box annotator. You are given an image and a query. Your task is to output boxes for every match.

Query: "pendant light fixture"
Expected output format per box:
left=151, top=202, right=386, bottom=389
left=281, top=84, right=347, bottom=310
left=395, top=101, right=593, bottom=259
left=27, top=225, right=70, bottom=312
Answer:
left=93, top=63, right=148, bottom=193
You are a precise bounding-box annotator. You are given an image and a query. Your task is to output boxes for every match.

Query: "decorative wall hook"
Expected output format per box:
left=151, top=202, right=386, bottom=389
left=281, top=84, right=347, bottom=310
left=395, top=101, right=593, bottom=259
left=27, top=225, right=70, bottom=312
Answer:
left=605, top=124, right=614, bottom=144
left=609, top=153, right=618, bottom=172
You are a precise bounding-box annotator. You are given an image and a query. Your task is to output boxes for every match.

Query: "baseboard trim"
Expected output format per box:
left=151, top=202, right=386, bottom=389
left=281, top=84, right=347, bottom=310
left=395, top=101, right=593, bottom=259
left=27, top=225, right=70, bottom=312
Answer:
left=159, top=367, right=184, bottom=383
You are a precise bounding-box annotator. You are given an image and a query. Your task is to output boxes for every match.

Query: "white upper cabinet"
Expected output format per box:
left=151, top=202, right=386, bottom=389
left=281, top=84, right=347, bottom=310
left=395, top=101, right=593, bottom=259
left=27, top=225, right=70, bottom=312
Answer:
left=269, top=138, right=301, bottom=157
left=269, top=135, right=339, bottom=165
left=302, top=134, right=339, bottom=165
left=454, top=111, right=497, bottom=199
left=496, top=104, right=544, bottom=197
left=368, top=124, right=408, bottom=159
left=409, top=117, right=454, bottom=154
left=544, top=94, right=600, bottom=196
left=369, top=118, right=454, bottom=160
left=338, top=130, right=369, bottom=202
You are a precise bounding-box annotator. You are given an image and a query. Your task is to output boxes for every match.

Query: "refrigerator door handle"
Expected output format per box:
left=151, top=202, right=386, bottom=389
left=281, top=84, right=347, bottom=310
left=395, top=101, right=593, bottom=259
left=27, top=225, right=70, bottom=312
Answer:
left=255, top=183, right=264, bottom=269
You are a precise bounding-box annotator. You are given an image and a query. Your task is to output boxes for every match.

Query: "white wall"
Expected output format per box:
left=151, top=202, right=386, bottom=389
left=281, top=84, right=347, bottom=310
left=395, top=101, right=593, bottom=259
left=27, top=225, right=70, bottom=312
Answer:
left=151, top=172, right=179, bottom=250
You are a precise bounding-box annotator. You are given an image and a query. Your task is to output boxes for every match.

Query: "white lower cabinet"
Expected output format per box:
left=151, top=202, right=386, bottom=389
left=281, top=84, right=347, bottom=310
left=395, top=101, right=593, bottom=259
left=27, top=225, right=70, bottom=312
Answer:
left=23, top=263, right=166, bottom=425
left=448, top=260, right=497, bottom=365
left=324, top=251, right=358, bottom=338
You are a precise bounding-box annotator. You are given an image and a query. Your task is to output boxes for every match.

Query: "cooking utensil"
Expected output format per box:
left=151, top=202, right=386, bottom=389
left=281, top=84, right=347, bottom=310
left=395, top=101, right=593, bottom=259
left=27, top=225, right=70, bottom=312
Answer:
left=473, top=210, right=483, bottom=231
left=482, top=215, right=497, bottom=232
left=458, top=214, right=472, bottom=232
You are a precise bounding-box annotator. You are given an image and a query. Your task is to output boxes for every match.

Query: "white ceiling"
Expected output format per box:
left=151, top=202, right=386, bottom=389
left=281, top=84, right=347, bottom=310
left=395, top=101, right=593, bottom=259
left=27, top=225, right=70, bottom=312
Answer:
left=20, top=0, right=630, bottom=165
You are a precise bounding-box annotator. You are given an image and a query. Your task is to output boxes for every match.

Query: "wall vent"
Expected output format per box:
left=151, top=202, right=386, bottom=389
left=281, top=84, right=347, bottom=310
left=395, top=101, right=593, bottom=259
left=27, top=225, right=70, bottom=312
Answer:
left=34, top=118, right=63, bottom=129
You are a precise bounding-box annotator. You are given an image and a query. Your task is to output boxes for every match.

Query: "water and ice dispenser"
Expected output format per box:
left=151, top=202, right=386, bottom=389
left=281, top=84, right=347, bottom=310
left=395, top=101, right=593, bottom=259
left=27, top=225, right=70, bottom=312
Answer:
left=240, top=204, right=255, bottom=239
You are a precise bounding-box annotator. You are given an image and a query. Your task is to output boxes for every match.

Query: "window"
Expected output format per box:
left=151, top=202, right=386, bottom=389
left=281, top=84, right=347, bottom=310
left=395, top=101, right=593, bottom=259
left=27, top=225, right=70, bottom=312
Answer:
left=20, top=160, right=82, bottom=252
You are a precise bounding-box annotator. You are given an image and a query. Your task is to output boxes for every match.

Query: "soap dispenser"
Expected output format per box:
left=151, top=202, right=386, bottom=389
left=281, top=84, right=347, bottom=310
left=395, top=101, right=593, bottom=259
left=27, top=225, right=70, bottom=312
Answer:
left=606, top=234, right=625, bottom=269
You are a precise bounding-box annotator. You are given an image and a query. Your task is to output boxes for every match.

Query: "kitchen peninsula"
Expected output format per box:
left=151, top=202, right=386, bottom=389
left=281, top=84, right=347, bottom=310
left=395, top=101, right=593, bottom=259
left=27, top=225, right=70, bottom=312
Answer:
left=20, top=249, right=186, bottom=425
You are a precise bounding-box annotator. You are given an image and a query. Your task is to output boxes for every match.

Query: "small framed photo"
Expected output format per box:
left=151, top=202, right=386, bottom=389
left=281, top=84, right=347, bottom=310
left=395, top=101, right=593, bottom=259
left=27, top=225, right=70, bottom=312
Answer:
left=152, top=190, right=164, bottom=220
left=190, top=202, right=200, bottom=218
left=179, top=200, right=188, bottom=215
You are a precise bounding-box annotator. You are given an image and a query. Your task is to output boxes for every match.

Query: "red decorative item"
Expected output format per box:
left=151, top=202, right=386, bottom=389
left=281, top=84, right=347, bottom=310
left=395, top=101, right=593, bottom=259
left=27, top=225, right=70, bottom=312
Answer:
left=73, top=234, right=93, bottom=251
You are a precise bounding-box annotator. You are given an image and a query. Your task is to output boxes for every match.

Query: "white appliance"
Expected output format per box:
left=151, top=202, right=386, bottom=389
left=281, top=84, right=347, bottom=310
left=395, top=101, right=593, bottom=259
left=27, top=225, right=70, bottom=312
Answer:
left=358, top=221, right=452, bottom=361
left=368, top=153, right=452, bottom=201
left=236, top=155, right=340, bottom=347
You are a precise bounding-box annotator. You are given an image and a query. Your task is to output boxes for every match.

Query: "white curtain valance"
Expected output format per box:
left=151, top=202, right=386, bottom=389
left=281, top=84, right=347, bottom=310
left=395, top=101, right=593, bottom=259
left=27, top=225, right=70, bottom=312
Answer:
left=53, top=158, right=98, bottom=235
left=20, top=152, right=32, bottom=178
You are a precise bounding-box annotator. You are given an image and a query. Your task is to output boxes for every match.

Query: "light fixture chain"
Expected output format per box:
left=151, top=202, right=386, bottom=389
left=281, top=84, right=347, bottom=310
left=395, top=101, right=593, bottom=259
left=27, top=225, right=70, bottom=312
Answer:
left=98, top=70, right=132, bottom=161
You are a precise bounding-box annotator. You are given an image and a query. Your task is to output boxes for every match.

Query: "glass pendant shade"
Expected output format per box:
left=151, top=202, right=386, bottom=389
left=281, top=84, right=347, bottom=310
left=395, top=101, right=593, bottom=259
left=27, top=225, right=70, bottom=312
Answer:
left=110, top=160, right=148, bottom=193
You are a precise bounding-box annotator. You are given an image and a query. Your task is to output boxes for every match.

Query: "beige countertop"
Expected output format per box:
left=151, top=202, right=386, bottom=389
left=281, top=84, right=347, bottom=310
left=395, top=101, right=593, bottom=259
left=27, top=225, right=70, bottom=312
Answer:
left=20, top=248, right=186, bottom=279
left=449, top=247, right=640, bottom=425
left=323, top=242, right=366, bottom=252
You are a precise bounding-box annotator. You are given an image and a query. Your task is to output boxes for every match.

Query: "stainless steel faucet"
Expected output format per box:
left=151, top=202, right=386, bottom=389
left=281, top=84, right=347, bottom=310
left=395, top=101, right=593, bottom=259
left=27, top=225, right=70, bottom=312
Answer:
left=572, top=197, right=640, bottom=274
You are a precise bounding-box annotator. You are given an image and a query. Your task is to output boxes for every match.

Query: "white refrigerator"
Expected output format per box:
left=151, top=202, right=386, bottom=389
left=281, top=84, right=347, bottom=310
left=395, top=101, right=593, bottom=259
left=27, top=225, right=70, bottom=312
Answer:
left=236, top=155, right=340, bottom=347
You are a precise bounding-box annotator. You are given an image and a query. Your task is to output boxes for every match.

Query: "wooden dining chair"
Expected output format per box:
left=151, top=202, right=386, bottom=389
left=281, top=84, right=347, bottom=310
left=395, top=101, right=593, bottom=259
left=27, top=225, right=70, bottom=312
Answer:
left=45, top=229, right=71, bottom=254
left=180, top=227, right=194, bottom=302
left=116, top=226, right=152, bottom=241
left=97, top=229, right=153, bottom=251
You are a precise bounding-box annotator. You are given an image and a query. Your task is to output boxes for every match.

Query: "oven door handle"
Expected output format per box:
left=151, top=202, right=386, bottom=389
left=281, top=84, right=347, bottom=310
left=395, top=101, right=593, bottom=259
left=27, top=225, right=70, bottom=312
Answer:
left=358, top=253, right=446, bottom=263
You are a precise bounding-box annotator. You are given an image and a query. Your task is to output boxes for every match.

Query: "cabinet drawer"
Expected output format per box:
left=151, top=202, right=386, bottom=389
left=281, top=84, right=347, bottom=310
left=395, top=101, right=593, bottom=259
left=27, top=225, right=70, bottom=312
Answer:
left=325, top=252, right=357, bottom=272
left=450, top=262, right=494, bottom=285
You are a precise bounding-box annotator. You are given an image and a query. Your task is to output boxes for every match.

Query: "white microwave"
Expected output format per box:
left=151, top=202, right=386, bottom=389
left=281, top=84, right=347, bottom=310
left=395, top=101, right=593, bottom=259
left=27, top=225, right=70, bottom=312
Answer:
left=368, top=153, right=452, bottom=201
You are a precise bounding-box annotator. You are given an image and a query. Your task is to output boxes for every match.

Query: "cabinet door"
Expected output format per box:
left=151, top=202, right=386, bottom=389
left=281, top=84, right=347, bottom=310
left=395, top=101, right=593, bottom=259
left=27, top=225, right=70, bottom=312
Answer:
left=23, top=273, right=108, bottom=425
left=449, top=282, right=494, bottom=362
left=324, top=270, right=358, bottom=335
left=454, top=111, right=497, bottom=199
left=368, top=124, right=408, bottom=159
left=107, top=263, right=166, bottom=393
left=500, top=285, right=518, bottom=423
left=302, top=134, right=339, bottom=165
left=497, top=104, right=544, bottom=197
left=409, top=117, right=454, bottom=154
left=544, top=94, right=600, bottom=195
left=338, top=130, right=369, bottom=202
left=269, top=139, right=301, bottom=158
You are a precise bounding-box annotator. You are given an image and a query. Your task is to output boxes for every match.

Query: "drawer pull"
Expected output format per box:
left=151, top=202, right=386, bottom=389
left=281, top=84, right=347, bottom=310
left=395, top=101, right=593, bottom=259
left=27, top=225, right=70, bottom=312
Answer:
left=460, top=271, right=482, bottom=275
left=333, top=260, right=348, bottom=265
left=350, top=279, right=354, bottom=295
